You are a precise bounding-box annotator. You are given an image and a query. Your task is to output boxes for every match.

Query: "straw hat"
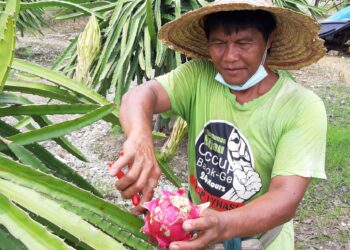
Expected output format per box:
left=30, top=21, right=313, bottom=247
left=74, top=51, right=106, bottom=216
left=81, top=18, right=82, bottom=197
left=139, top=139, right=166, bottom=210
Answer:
left=158, top=0, right=326, bottom=70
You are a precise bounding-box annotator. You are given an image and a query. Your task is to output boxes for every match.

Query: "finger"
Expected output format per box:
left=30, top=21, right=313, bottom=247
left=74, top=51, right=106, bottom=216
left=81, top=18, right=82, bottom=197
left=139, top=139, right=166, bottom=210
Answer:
left=114, top=159, right=142, bottom=193
left=182, top=216, right=216, bottom=233
left=131, top=205, right=147, bottom=215
left=142, top=178, right=157, bottom=202
left=132, top=172, right=158, bottom=215
left=135, top=159, right=160, bottom=199
left=131, top=187, right=156, bottom=215
left=109, top=154, right=132, bottom=177
left=117, top=160, right=147, bottom=198
left=169, top=230, right=213, bottom=250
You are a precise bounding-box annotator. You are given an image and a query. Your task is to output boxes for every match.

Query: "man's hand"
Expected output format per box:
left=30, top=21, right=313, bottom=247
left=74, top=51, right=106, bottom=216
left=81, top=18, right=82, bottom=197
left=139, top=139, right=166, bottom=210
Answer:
left=109, top=133, right=161, bottom=214
left=109, top=80, right=171, bottom=214
left=169, top=209, right=227, bottom=250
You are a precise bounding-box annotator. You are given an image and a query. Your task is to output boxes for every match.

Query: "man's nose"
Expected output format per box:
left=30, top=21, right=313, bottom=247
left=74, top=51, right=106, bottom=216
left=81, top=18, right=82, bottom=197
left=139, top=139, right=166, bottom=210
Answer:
left=222, top=43, right=239, bottom=62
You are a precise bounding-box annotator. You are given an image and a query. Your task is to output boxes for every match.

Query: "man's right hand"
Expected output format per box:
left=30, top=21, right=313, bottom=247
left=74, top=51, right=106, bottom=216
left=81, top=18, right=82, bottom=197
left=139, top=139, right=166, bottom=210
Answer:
left=109, top=80, right=171, bottom=214
left=109, top=133, right=161, bottom=215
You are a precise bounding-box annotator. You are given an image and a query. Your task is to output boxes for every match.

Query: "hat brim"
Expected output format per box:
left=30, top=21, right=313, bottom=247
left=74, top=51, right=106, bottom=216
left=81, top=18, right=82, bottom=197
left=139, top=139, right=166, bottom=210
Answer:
left=158, top=3, right=326, bottom=70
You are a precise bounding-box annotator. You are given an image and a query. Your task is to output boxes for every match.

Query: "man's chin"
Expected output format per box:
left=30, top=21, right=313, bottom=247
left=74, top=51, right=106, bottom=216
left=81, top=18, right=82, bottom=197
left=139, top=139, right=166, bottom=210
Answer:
left=222, top=77, right=245, bottom=86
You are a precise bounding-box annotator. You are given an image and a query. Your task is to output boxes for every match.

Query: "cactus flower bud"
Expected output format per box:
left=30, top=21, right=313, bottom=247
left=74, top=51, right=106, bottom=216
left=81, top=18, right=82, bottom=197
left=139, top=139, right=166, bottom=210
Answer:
left=142, top=188, right=209, bottom=248
left=75, top=14, right=100, bottom=84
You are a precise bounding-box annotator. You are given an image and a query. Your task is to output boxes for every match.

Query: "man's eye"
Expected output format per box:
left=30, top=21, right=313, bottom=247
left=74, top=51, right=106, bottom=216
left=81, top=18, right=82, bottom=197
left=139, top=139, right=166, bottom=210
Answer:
left=237, top=41, right=251, bottom=46
left=210, top=41, right=225, bottom=45
left=209, top=42, right=226, bottom=49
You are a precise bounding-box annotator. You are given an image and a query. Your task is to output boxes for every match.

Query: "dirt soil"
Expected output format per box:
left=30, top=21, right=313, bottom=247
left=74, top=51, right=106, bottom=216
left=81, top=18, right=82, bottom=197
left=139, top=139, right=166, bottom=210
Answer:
left=14, top=17, right=350, bottom=250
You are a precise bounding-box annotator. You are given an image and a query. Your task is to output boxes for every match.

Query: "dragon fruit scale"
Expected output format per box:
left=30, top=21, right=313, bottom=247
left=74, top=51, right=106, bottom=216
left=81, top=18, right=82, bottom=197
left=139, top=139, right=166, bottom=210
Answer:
left=142, top=188, right=209, bottom=248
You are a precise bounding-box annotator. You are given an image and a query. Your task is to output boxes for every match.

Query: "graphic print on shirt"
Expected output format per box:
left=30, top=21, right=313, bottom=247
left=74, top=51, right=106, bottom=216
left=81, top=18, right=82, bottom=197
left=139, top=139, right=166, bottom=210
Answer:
left=191, top=120, right=262, bottom=211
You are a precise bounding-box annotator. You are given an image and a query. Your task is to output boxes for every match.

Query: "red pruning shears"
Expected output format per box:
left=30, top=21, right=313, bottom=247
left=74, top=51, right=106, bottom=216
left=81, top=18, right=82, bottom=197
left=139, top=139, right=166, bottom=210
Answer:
left=108, top=150, right=141, bottom=206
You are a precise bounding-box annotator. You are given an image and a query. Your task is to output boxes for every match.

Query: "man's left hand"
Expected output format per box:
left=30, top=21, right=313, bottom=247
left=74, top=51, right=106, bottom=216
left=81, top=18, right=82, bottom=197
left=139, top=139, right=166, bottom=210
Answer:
left=169, top=209, right=226, bottom=250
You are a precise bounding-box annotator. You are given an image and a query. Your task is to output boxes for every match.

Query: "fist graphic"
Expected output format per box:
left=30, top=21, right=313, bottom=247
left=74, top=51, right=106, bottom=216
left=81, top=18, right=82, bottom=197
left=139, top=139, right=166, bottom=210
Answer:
left=232, top=168, right=262, bottom=201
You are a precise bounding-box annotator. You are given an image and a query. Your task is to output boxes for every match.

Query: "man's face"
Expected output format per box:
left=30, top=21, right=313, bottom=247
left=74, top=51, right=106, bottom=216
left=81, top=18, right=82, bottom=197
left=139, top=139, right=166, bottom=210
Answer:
left=208, top=25, right=267, bottom=85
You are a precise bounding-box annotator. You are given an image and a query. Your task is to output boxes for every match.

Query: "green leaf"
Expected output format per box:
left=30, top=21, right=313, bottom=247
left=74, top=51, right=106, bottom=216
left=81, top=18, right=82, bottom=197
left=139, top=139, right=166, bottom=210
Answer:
left=30, top=115, right=89, bottom=163
left=111, top=12, right=144, bottom=91
left=26, top=214, right=94, bottom=250
left=189, top=0, right=200, bottom=9
left=0, top=0, right=20, bottom=40
left=11, top=59, right=109, bottom=105
left=152, top=131, right=166, bottom=140
left=0, top=179, right=125, bottom=250
left=0, top=92, right=32, bottom=105
left=0, top=119, right=101, bottom=196
left=197, top=0, right=210, bottom=7
left=138, top=44, right=146, bottom=71
left=0, top=0, right=20, bottom=20
left=17, top=4, right=47, bottom=36
left=7, top=143, right=52, bottom=174
left=146, top=0, right=157, bottom=42
left=124, top=46, right=142, bottom=94
left=26, top=143, right=101, bottom=196
left=0, top=16, right=16, bottom=92
left=105, top=0, right=126, bottom=34
left=0, top=94, right=90, bottom=162
left=0, top=104, right=100, bottom=116
left=144, top=27, right=152, bottom=79
left=120, top=16, right=130, bottom=55
left=15, top=1, right=105, bottom=20
left=13, top=116, right=35, bottom=130
left=0, top=224, right=27, bottom=250
left=51, top=36, right=79, bottom=71
left=156, top=153, right=182, bottom=188
left=0, top=157, right=153, bottom=249
left=4, top=80, right=81, bottom=103
left=174, top=0, right=182, bottom=67
left=7, top=104, right=114, bottom=146
left=7, top=63, right=123, bottom=129
left=55, top=2, right=116, bottom=20
left=91, top=0, right=140, bottom=89
left=154, top=0, right=166, bottom=67
left=0, top=193, right=72, bottom=250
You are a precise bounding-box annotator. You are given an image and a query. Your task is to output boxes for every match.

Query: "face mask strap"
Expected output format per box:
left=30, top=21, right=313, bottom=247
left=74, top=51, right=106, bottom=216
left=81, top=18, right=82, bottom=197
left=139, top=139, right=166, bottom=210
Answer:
left=260, top=39, right=269, bottom=66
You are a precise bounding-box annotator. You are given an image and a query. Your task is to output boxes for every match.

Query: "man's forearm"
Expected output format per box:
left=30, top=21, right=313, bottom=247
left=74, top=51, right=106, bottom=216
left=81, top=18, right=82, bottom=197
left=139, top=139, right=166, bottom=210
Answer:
left=221, top=188, right=296, bottom=238
left=219, top=176, right=310, bottom=240
left=120, top=86, right=156, bottom=137
left=119, top=80, right=170, bottom=137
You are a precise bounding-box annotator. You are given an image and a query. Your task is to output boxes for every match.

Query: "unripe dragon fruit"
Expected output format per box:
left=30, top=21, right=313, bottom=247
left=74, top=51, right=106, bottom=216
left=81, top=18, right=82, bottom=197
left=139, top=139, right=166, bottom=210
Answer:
left=142, top=188, right=209, bottom=248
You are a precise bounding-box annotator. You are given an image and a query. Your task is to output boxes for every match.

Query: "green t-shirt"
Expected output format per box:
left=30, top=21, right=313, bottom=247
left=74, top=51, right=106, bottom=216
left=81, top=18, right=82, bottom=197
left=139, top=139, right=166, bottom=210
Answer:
left=156, top=59, right=327, bottom=249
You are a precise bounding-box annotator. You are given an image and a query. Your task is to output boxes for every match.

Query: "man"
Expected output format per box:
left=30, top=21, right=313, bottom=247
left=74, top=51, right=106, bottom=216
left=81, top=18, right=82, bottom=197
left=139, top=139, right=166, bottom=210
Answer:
left=109, top=0, right=327, bottom=249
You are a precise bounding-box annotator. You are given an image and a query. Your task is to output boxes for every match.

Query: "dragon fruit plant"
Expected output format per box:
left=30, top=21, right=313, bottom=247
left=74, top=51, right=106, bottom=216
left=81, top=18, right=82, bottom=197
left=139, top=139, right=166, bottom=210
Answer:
left=142, top=188, right=209, bottom=248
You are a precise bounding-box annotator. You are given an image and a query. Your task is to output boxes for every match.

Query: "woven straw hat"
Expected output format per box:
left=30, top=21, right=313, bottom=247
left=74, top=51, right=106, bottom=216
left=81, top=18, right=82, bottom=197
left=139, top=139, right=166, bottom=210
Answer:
left=158, top=0, right=326, bottom=70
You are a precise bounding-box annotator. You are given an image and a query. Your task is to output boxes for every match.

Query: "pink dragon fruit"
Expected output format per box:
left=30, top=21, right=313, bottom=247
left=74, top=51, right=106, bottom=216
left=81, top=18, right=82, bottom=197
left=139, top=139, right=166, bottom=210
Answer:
left=142, top=188, right=209, bottom=248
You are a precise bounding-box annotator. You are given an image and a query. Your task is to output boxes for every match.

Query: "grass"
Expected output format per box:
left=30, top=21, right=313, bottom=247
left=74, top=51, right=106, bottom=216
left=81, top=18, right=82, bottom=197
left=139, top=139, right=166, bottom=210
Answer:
left=295, top=84, right=350, bottom=249
left=317, top=84, right=350, bottom=127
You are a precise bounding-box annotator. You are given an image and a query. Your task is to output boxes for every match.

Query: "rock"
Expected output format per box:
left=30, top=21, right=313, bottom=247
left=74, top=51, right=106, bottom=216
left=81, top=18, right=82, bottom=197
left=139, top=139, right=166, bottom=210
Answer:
left=327, top=50, right=339, bottom=56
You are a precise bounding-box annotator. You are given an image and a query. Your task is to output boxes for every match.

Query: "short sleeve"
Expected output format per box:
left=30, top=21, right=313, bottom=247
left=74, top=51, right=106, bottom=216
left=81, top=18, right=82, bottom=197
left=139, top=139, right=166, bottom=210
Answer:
left=272, top=100, right=327, bottom=179
left=155, top=60, right=200, bottom=121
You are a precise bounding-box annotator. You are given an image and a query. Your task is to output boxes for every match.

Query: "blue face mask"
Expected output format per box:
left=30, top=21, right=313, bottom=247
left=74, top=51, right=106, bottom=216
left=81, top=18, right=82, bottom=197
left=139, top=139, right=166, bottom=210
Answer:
left=215, top=45, right=268, bottom=91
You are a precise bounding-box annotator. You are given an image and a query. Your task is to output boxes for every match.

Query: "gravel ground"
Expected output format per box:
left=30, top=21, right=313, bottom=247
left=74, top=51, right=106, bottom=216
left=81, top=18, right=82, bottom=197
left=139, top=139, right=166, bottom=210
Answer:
left=13, top=16, right=349, bottom=250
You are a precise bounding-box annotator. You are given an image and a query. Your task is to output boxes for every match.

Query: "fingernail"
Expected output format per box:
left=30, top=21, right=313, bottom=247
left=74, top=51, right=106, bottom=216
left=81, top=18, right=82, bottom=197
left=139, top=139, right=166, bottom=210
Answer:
left=183, top=222, right=191, bottom=231
left=169, top=243, right=179, bottom=250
